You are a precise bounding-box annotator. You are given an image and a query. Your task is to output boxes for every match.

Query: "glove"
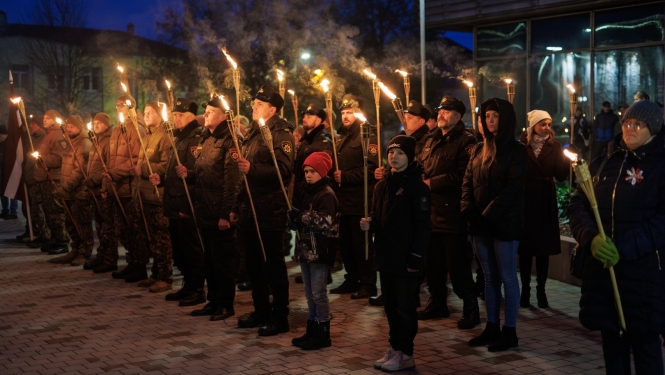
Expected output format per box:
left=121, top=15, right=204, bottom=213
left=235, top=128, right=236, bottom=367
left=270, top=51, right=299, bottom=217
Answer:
left=287, top=206, right=300, bottom=222
left=590, top=234, right=620, bottom=267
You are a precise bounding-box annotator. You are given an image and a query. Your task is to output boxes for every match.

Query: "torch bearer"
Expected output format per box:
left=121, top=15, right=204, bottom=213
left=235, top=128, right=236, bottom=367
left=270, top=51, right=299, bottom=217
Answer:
left=567, top=84, right=578, bottom=187
left=320, top=79, right=339, bottom=174
left=564, top=149, right=627, bottom=334
left=465, top=81, right=477, bottom=132
left=165, top=79, right=174, bottom=112
left=11, top=95, right=35, bottom=241
left=364, top=70, right=382, bottom=165
left=223, top=49, right=241, bottom=122
left=221, top=97, right=266, bottom=262
left=288, top=90, right=298, bottom=129
left=56, top=118, right=102, bottom=213
left=356, top=113, right=370, bottom=260
left=87, top=122, right=128, bottom=224
left=395, top=70, right=410, bottom=104
left=32, top=151, right=82, bottom=238
left=505, top=78, right=515, bottom=104
left=276, top=69, right=285, bottom=118
left=125, top=99, right=160, bottom=198
left=258, top=118, right=292, bottom=210
left=378, top=82, right=406, bottom=129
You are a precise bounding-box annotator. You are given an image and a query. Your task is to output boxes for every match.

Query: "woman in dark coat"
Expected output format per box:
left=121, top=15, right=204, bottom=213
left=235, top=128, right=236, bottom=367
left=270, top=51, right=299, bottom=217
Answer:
left=518, top=110, right=569, bottom=309
left=567, top=100, right=664, bottom=375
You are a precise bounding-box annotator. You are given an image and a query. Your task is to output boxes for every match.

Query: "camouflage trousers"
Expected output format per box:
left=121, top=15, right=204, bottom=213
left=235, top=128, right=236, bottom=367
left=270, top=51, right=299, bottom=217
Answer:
left=129, top=201, right=172, bottom=283
left=64, top=199, right=94, bottom=257
left=113, top=196, right=143, bottom=265
left=32, top=181, right=68, bottom=246
left=27, top=184, right=50, bottom=242
left=93, top=196, right=119, bottom=265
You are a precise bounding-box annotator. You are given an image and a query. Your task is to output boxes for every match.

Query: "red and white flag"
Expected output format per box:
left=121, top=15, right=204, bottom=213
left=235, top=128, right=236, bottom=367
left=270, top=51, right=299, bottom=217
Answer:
left=2, top=100, right=25, bottom=201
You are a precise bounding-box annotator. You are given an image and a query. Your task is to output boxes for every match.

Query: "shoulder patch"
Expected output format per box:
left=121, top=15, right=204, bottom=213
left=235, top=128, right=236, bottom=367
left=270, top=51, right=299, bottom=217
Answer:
left=59, top=140, right=67, bottom=150
left=465, top=144, right=474, bottom=155
left=368, top=144, right=378, bottom=156
left=420, top=196, right=430, bottom=211
left=230, top=148, right=239, bottom=161
left=282, top=141, right=292, bottom=155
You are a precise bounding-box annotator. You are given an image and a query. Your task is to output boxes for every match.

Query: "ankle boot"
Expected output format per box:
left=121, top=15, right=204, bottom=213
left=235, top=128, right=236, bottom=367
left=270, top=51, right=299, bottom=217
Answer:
left=536, top=286, right=548, bottom=308
left=300, top=321, right=331, bottom=350
left=458, top=295, right=480, bottom=329
left=520, top=286, right=531, bottom=308
left=417, top=298, right=450, bottom=320
left=468, top=321, right=501, bottom=347
left=488, top=326, right=518, bottom=352
left=292, top=319, right=315, bottom=347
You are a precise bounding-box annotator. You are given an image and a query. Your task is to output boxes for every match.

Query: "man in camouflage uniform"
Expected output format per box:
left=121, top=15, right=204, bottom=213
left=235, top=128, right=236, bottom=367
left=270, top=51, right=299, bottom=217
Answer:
left=84, top=112, right=120, bottom=273
left=33, top=109, right=69, bottom=255
left=130, top=102, right=173, bottom=292
left=49, top=115, right=94, bottom=266
left=22, top=119, right=50, bottom=249
left=232, top=85, right=295, bottom=336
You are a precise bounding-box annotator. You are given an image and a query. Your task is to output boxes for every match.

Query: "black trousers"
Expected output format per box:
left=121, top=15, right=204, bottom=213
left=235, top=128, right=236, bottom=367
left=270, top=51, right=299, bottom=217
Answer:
left=601, top=330, right=664, bottom=375
left=201, top=226, right=236, bottom=308
left=339, top=215, right=377, bottom=294
left=170, top=218, right=205, bottom=289
left=518, top=255, right=549, bottom=290
left=243, top=229, right=290, bottom=320
left=381, top=271, right=420, bottom=356
left=425, top=232, right=476, bottom=302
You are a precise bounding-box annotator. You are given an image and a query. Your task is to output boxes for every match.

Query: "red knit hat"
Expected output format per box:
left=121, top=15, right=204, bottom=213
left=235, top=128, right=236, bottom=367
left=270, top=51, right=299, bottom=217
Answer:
left=303, top=152, right=333, bottom=178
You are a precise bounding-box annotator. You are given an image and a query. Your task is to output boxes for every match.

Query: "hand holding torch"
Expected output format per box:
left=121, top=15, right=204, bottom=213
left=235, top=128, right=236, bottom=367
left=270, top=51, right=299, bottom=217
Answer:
left=356, top=113, right=371, bottom=260
left=125, top=99, right=160, bottom=198
left=564, top=149, right=627, bottom=334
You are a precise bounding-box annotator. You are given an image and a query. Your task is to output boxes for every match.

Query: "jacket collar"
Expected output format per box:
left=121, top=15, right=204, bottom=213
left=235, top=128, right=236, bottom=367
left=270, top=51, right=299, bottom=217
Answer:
left=400, top=125, right=429, bottom=142
left=175, top=120, right=199, bottom=139
left=338, top=120, right=360, bottom=137
left=302, top=124, right=326, bottom=144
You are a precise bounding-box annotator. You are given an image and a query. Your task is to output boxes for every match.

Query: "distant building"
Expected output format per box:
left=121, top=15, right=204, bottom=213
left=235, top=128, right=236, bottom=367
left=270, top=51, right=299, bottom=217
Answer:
left=425, top=0, right=664, bottom=135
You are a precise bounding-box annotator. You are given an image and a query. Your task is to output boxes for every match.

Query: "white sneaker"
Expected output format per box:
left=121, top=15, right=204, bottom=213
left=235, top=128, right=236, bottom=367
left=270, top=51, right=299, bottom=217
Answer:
left=373, top=348, right=398, bottom=369
left=380, top=351, right=415, bottom=372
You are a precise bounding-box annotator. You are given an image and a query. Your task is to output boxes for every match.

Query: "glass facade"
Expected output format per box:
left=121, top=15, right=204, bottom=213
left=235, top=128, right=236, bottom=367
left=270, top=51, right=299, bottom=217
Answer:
left=474, top=2, right=665, bottom=139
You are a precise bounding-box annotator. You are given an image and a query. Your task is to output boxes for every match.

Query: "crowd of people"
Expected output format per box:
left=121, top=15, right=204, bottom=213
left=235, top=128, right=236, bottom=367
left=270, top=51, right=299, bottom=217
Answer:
left=3, top=84, right=664, bottom=373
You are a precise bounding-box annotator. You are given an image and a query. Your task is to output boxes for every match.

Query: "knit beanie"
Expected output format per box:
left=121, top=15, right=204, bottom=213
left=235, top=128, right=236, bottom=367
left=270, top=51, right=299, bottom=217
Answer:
left=117, top=94, right=136, bottom=108
left=145, top=101, right=163, bottom=118
left=622, top=100, right=664, bottom=135
left=66, top=115, right=85, bottom=131
left=94, top=113, right=111, bottom=128
left=44, top=109, right=61, bottom=122
left=303, top=152, right=333, bottom=179
left=527, top=110, right=551, bottom=128
left=387, top=135, right=416, bottom=163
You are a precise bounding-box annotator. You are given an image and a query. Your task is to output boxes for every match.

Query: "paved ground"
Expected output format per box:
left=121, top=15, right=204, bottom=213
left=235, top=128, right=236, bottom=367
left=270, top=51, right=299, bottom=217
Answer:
left=1, top=212, right=663, bottom=375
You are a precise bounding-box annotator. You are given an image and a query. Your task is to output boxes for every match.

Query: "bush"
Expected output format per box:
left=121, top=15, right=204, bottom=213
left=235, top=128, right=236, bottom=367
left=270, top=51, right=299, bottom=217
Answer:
left=557, top=182, right=573, bottom=225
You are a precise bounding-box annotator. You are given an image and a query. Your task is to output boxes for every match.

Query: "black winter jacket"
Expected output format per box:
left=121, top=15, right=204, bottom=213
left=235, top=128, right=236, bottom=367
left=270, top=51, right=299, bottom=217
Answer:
left=332, top=120, right=378, bottom=216
left=236, top=115, right=295, bottom=231
left=192, top=122, right=240, bottom=228
left=568, top=134, right=665, bottom=337
left=461, top=98, right=527, bottom=241
left=369, top=162, right=432, bottom=278
left=292, top=177, right=340, bottom=266
left=419, top=121, right=477, bottom=233
left=163, top=120, right=202, bottom=218
left=293, top=124, right=333, bottom=207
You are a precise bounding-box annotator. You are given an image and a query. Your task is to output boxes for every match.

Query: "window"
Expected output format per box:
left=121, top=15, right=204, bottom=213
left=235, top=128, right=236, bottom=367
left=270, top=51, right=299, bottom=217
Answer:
left=47, top=68, right=65, bottom=91
left=477, top=58, right=527, bottom=133
left=531, top=14, right=591, bottom=53
left=83, top=67, right=102, bottom=91
left=594, top=3, right=664, bottom=47
left=476, top=22, right=527, bottom=58
left=10, top=64, right=31, bottom=91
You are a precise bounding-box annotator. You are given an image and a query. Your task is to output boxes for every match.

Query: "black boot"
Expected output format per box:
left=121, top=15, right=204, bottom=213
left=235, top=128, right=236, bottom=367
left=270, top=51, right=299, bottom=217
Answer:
left=458, top=295, right=480, bottom=329
left=520, top=286, right=531, bottom=308
left=294, top=274, right=303, bottom=284
left=112, top=264, right=134, bottom=279
left=536, top=286, right=548, bottom=308
left=300, top=321, right=331, bottom=350
left=368, top=294, right=384, bottom=307
left=292, top=319, right=315, bottom=347
left=84, top=256, right=104, bottom=270
left=258, top=317, right=290, bottom=336
left=178, top=289, right=206, bottom=306
left=124, top=264, right=148, bottom=283
left=468, top=321, right=501, bottom=347
left=488, top=326, right=518, bottom=352
left=417, top=298, right=449, bottom=320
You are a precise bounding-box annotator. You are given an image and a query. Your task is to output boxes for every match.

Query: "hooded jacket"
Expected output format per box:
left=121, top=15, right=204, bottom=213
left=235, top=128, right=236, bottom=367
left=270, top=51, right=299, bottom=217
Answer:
left=34, top=126, right=64, bottom=182
left=162, top=120, right=202, bottom=218
left=460, top=97, right=527, bottom=241
left=59, top=132, right=92, bottom=200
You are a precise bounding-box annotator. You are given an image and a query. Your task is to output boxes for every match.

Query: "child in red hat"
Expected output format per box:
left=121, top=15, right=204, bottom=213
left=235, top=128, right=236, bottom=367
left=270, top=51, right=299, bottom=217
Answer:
left=288, top=151, right=339, bottom=350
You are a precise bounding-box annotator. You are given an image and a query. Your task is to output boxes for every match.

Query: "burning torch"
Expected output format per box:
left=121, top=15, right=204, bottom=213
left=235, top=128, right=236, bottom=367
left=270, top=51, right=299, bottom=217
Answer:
left=125, top=99, right=160, bottom=198
left=117, top=64, right=129, bottom=95
left=564, top=148, right=626, bottom=334
left=320, top=79, right=339, bottom=174
left=355, top=112, right=371, bottom=260
left=465, top=81, right=477, bottom=132
left=276, top=69, right=285, bottom=118
left=223, top=49, right=242, bottom=123
left=288, top=90, right=298, bottom=129
left=221, top=97, right=266, bottom=261
left=505, top=78, right=515, bottom=104
left=378, top=82, right=406, bottom=132
left=395, top=70, right=410, bottom=104
left=364, top=69, right=382, bottom=165
left=11, top=97, right=34, bottom=153
left=165, top=79, right=174, bottom=112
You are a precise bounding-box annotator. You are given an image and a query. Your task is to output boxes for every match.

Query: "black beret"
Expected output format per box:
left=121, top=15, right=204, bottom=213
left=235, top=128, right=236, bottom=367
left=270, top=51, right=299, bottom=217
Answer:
left=253, top=85, right=284, bottom=113
left=339, top=94, right=364, bottom=111
left=173, top=98, right=198, bottom=115
left=404, top=100, right=431, bottom=122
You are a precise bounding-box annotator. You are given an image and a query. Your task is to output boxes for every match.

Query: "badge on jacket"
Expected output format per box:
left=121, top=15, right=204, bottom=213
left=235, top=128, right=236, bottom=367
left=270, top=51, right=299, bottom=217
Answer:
left=230, top=148, right=239, bottom=161
left=191, top=146, right=200, bottom=158
left=368, top=144, right=378, bottom=156
left=625, top=167, right=643, bottom=185
left=282, top=141, right=292, bottom=155
left=59, top=140, right=67, bottom=150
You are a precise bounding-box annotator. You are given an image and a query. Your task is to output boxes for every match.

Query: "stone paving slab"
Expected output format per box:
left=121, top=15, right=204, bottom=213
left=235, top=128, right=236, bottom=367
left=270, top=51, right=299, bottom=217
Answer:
left=1, top=212, right=663, bottom=374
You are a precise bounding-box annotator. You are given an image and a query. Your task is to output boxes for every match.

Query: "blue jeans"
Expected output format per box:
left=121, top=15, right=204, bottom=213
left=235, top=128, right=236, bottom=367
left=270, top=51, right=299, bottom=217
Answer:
left=472, top=236, right=520, bottom=327
left=300, top=262, right=330, bottom=322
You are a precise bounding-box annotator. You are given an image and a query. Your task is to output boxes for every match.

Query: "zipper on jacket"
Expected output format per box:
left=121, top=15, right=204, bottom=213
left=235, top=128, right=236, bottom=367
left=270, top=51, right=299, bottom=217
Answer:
left=610, top=153, right=627, bottom=238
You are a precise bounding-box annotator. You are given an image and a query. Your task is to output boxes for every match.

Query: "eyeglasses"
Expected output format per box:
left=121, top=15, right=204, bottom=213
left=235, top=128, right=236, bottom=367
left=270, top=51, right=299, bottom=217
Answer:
left=621, top=120, right=647, bottom=131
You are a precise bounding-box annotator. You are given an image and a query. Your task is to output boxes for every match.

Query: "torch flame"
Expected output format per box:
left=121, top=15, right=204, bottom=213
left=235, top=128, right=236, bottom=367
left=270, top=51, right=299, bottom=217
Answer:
left=321, top=79, right=330, bottom=93
left=121, top=82, right=127, bottom=93
left=222, top=49, right=238, bottom=70
left=56, top=117, right=63, bottom=125
left=87, top=122, right=92, bottom=131
left=276, top=69, right=284, bottom=82
left=117, top=64, right=124, bottom=73
left=125, top=99, right=132, bottom=108
left=220, top=96, right=230, bottom=111
left=288, top=90, right=295, bottom=96
left=378, top=82, right=396, bottom=100
left=563, top=148, right=578, bottom=162
left=314, top=69, right=322, bottom=75
left=355, top=113, right=367, bottom=123
left=567, top=84, right=576, bottom=94
left=119, top=112, right=125, bottom=124
left=165, top=79, right=171, bottom=90
left=259, top=118, right=266, bottom=127
left=161, top=103, right=169, bottom=122
left=31, top=151, right=40, bottom=159
left=11, top=97, right=21, bottom=104
left=464, top=80, right=474, bottom=88
left=363, top=69, right=377, bottom=80
left=395, top=69, right=408, bottom=77
left=505, top=78, right=513, bottom=84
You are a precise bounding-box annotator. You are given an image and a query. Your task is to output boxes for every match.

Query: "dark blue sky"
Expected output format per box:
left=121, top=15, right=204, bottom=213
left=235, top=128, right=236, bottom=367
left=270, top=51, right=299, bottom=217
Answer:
left=1, top=1, right=473, bottom=49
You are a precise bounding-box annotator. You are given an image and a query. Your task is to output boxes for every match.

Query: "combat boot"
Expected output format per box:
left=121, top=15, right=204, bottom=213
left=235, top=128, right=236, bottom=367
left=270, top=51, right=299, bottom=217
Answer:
left=70, top=254, right=89, bottom=266
left=417, top=297, right=450, bottom=320
left=84, top=256, right=104, bottom=270
left=458, top=295, right=481, bottom=329
left=94, top=263, right=118, bottom=273
left=112, top=264, right=134, bottom=279
left=49, top=249, right=79, bottom=264
left=292, top=319, right=315, bottom=347
left=124, top=265, right=148, bottom=283
left=178, top=289, right=206, bottom=306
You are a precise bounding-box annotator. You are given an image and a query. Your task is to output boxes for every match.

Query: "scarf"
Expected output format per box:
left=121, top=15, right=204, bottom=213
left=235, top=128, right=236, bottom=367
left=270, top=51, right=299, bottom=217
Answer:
left=531, top=132, right=548, bottom=157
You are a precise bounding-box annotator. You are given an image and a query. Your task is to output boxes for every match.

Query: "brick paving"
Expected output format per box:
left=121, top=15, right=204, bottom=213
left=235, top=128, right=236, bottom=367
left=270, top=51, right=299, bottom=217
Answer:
left=1, top=212, right=663, bottom=375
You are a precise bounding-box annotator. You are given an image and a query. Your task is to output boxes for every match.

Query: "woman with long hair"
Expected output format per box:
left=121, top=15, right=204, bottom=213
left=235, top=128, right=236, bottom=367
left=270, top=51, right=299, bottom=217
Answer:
left=461, top=98, right=527, bottom=352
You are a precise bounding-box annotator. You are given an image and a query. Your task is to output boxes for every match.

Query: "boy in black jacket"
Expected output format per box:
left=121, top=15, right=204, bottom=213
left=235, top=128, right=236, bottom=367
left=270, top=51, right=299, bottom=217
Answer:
left=289, top=152, right=339, bottom=350
left=361, top=135, right=432, bottom=371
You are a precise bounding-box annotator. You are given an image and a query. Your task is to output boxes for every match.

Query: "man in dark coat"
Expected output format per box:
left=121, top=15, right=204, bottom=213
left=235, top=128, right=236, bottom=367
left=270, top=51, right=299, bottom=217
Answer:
left=591, top=101, right=619, bottom=159
left=329, top=94, right=379, bottom=300
left=232, top=85, right=295, bottom=336
left=568, top=100, right=664, bottom=374
left=417, top=96, right=479, bottom=329
left=153, top=99, right=206, bottom=306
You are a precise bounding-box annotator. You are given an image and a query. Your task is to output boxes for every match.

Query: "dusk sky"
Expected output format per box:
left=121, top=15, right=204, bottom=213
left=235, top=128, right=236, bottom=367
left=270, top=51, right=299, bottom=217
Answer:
left=1, top=1, right=473, bottom=49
